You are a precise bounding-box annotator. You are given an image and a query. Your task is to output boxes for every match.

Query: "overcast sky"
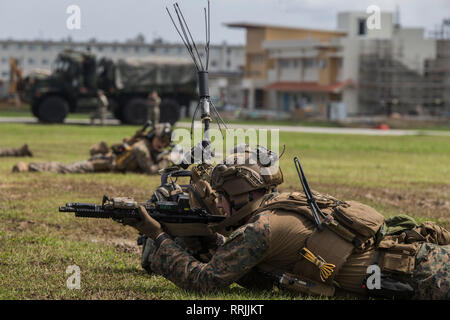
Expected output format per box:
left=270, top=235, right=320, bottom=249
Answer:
left=0, top=0, right=449, bottom=45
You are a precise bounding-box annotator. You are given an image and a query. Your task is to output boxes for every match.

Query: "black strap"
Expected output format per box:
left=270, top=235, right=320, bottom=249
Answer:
left=155, top=233, right=172, bottom=250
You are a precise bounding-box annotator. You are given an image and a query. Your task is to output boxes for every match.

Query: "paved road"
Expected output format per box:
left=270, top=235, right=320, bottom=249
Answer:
left=1, top=116, right=449, bottom=136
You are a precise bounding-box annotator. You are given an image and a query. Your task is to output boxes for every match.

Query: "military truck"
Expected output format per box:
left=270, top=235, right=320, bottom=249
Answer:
left=21, top=50, right=197, bottom=124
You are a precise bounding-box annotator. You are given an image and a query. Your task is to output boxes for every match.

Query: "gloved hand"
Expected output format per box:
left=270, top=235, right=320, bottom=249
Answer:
left=123, top=206, right=164, bottom=240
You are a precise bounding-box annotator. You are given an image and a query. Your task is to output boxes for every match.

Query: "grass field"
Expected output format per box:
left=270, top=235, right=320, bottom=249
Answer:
left=0, top=122, right=449, bottom=300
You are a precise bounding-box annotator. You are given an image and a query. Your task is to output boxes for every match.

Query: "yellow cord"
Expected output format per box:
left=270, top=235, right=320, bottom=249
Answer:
left=300, top=247, right=336, bottom=282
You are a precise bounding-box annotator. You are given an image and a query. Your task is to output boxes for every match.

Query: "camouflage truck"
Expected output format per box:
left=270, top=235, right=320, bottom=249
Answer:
left=21, top=50, right=197, bottom=124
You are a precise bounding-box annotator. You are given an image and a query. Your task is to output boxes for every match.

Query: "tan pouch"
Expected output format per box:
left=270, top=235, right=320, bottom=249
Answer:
left=293, top=227, right=354, bottom=283
left=333, top=201, right=385, bottom=240
left=377, top=239, right=419, bottom=275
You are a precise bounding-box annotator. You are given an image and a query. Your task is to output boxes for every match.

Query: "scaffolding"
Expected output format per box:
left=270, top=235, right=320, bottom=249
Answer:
left=358, top=37, right=450, bottom=116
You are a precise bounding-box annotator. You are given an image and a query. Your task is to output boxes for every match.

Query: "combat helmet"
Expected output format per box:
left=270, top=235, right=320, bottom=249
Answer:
left=211, top=144, right=283, bottom=211
left=147, top=122, right=172, bottom=145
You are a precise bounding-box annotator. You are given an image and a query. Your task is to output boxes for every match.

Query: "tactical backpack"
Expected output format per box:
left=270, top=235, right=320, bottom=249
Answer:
left=255, top=191, right=387, bottom=285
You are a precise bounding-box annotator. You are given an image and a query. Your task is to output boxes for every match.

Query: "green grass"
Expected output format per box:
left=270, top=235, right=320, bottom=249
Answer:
left=0, top=123, right=449, bottom=299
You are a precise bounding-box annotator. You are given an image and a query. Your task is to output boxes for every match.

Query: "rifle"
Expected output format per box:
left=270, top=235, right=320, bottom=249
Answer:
left=59, top=195, right=225, bottom=237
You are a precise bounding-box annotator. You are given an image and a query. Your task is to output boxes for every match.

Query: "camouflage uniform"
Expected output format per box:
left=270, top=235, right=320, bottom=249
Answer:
left=90, top=90, right=109, bottom=125
left=15, top=138, right=168, bottom=174
left=145, top=149, right=450, bottom=299
left=147, top=91, right=161, bottom=125
left=412, top=243, right=449, bottom=299
left=141, top=163, right=225, bottom=273
left=13, top=123, right=173, bottom=174
left=149, top=202, right=450, bottom=299
left=0, top=144, right=33, bottom=157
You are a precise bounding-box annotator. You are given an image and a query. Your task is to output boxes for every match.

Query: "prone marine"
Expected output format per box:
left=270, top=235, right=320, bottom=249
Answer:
left=12, top=123, right=173, bottom=175
left=125, top=146, right=449, bottom=300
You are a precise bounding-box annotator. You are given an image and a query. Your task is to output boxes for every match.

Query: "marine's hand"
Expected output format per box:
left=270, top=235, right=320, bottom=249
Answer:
left=133, top=205, right=164, bottom=240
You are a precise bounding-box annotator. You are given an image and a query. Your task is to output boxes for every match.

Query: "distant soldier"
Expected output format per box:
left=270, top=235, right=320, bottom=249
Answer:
left=147, top=91, right=161, bottom=125
left=0, top=144, right=33, bottom=157
left=12, top=123, right=173, bottom=175
left=90, top=90, right=109, bottom=126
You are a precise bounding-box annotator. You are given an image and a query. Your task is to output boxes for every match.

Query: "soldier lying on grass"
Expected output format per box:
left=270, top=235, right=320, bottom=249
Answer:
left=12, top=123, right=173, bottom=175
left=127, top=147, right=449, bottom=299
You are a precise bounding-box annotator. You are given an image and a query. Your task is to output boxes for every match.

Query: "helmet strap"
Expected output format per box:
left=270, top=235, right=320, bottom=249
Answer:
left=212, top=196, right=266, bottom=233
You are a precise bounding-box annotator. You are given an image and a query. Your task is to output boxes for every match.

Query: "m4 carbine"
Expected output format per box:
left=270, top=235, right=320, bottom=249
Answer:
left=59, top=195, right=225, bottom=236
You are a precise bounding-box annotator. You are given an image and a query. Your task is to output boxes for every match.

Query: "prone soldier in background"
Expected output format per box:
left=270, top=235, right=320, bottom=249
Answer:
left=12, top=123, right=174, bottom=175
left=0, top=144, right=33, bottom=157
left=124, top=146, right=449, bottom=300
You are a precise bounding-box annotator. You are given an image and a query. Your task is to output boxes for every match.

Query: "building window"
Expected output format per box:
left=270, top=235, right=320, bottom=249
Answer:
left=304, top=58, right=315, bottom=68
left=358, top=18, right=367, bottom=36
left=2, top=44, right=8, bottom=49
left=28, top=58, right=34, bottom=65
left=42, top=59, right=49, bottom=65
left=280, top=60, right=290, bottom=68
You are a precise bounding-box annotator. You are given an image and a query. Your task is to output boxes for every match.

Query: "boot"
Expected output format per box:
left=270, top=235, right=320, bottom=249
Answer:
left=19, top=144, right=33, bottom=157
left=12, top=161, right=29, bottom=173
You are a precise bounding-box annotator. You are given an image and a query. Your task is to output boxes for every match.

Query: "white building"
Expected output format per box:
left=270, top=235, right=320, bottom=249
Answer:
left=229, top=11, right=446, bottom=117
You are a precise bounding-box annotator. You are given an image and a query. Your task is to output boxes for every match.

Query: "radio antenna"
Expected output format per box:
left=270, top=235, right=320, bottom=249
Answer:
left=166, top=0, right=228, bottom=165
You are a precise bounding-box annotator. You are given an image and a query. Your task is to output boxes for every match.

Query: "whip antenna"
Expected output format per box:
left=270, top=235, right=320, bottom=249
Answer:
left=166, top=1, right=228, bottom=166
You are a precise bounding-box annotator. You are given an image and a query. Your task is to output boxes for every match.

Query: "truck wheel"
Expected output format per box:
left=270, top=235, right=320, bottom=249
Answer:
left=37, top=96, right=69, bottom=123
left=109, top=98, right=122, bottom=121
left=122, top=98, right=149, bottom=125
left=31, top=101, right=40, bottom=117
left=160, top=98, right=180, bottom=126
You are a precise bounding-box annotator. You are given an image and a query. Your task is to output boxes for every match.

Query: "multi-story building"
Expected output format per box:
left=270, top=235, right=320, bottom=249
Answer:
left=226, top=23, right=347, bottom=111
left=227, top=12, right=450, bottom=117
left=0, top=38, right=245, bottom=105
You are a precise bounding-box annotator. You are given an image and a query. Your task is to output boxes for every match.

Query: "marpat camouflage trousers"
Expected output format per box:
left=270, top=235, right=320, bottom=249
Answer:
left=412, top=243, right=449, bottom=300
left=28, top=154, right=113, bottom=174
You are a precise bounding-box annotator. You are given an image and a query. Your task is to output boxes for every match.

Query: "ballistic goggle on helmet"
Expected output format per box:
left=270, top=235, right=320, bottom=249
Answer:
left=148, top=123, right=172, bottom=145
left=210, top=145, right=283, bottom=209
